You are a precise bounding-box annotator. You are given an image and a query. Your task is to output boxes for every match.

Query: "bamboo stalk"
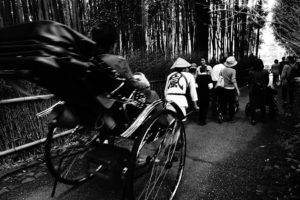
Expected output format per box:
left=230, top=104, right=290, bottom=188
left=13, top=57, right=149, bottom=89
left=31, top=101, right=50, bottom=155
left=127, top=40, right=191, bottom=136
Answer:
left=0, top=94, right=54, bottom=105
left=0, top=129, right=73, bottom=158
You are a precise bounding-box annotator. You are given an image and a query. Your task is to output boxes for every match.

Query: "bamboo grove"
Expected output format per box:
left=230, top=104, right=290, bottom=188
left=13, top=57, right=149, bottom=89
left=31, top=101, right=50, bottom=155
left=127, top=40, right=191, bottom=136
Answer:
left=0, top=0, right=268, bottom=158
left=0, top=0, right=267, bottom=62
left=272, top=0, right=300, bottom=55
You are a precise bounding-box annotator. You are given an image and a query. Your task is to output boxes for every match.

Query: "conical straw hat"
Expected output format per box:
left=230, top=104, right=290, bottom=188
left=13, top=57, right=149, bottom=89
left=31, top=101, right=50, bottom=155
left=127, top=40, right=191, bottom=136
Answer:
left=170, top=57, right=191, bottom=69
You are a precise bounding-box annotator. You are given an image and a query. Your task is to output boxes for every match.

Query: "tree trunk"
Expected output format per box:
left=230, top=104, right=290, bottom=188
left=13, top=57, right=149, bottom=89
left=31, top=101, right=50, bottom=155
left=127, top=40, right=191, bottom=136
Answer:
left=194, top=0, right=210, bottom=59
left=255, top=28, right=260, bottom=56
left=132, top=0, right=146, bottom=52
left=21, top=0, right=30, bottom=22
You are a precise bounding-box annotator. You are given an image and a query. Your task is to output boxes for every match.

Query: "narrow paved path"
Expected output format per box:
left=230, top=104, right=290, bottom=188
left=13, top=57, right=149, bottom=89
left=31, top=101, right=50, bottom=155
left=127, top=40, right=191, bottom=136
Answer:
left=1, top=87, right=278, bottom=200
left=177, top=86, right=277, bottom=200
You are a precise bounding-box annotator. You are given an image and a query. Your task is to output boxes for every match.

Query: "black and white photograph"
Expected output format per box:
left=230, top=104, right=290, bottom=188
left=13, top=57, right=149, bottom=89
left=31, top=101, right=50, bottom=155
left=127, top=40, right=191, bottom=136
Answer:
left=0, top=0, right=299, bottom=199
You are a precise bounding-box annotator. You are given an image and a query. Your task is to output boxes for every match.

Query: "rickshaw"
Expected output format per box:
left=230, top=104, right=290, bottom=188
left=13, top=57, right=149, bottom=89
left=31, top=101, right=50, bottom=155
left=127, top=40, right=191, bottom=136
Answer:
left=0, top=21, right=187, bottom=200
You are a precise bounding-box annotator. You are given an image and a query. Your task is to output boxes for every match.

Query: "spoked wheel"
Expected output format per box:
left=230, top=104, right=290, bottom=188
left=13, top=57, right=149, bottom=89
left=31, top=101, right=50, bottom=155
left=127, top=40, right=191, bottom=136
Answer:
left=124, top=109, right=186, bottom=200
left=45, top=124, right=100, bottom=184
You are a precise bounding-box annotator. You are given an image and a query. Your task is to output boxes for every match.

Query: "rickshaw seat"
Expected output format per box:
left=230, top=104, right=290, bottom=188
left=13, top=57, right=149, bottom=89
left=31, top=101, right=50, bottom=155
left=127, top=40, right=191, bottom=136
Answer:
left=0, top=21, right=125, bottom=115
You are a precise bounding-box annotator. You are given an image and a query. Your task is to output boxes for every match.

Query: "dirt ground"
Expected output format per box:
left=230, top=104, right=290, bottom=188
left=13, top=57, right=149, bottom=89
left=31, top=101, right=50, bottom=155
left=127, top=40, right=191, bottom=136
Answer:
left=1, top=86, right=299, bottom=200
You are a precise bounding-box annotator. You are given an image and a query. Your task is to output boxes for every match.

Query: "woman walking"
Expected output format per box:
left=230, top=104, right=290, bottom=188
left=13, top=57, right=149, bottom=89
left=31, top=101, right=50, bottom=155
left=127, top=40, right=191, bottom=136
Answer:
left=219, top=56, right=240, bottom=121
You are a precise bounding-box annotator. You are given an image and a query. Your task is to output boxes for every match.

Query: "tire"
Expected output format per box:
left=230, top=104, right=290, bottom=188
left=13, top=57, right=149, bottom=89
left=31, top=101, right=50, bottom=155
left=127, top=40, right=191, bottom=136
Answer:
left=124, top=109, right=186, bottom=200
left=45, top=124, right=100, bottom=184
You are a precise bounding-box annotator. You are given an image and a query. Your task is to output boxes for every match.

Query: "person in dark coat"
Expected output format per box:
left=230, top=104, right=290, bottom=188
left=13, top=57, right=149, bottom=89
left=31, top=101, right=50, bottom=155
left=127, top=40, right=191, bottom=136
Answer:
left=281, top=56, right=297, bottom=106
left=196, top=67, right=213, bottom=125
left=248, top=58, right=269, bottom=125
left=279, top=56, right=286, bottom=80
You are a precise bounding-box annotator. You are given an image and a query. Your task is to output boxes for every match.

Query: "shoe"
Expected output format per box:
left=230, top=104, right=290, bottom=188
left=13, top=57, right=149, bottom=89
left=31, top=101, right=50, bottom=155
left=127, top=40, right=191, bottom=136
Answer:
left=217, top=113, right=223, bottom=123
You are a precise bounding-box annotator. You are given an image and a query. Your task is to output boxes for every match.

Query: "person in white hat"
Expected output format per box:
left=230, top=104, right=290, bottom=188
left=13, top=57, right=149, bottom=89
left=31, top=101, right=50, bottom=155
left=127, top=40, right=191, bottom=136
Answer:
left=133, top=72, right=160, bottom=104
left=219, top=56, right=240, bottom=121
left=164, top=57, right=199, bottom=119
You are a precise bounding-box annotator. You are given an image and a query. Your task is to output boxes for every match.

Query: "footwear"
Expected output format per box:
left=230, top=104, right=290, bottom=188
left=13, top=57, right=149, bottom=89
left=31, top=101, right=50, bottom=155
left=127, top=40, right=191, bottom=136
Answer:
left=217, top=113, right=223, bottom=123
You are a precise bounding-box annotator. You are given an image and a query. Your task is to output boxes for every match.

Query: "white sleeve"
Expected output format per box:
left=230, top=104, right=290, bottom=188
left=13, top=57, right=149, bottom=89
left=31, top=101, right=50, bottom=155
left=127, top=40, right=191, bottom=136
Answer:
left=164, top=75, right=170, bottom=98
left=195, top=67, right=200, bottom=77
left=268, top=73, right=274, bottom=88
left=188, top=74, right=198, bottom=101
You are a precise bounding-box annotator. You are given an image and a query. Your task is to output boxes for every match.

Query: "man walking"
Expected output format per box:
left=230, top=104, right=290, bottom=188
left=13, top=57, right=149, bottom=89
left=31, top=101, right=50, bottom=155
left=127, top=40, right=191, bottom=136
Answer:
left=165, top=57, right=199, bottom=119
left=271, top=59, right=280, bottom=86
left=210, top=58, right=226, bottom=115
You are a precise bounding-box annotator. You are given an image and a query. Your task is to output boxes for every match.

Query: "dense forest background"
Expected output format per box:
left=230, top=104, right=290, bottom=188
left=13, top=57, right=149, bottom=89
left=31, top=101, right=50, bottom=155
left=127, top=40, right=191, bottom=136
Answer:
left=0, top=0, right=270, bottom=79
left=1, top=0, right=299, bottom=164
left=272, top=0, right=300, bottom=55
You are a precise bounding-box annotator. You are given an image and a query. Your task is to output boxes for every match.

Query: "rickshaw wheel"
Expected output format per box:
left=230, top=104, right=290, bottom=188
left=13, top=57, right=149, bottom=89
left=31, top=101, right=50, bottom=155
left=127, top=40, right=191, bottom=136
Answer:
left=124, top=109, right=186, bottom=200
left=45, top=124, right=100, bottom=184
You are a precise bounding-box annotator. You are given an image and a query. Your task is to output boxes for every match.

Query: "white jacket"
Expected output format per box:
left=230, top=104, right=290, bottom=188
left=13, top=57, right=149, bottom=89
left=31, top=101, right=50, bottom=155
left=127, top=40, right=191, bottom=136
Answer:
left=211, top=63, right=226, bottom=82
left=164, top=72, right=198, bottom=108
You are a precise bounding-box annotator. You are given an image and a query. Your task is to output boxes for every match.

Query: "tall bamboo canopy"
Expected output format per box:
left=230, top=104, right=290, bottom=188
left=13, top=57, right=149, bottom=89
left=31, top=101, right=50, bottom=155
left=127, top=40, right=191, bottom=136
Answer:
left=0, top=0, right=269, bottom=157
left=0, top=0, right=267, bottom=61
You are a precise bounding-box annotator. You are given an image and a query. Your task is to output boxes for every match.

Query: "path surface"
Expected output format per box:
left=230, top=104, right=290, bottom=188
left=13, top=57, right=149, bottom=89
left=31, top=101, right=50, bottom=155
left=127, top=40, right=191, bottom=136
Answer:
left=1, top=87, right=278, bottom=200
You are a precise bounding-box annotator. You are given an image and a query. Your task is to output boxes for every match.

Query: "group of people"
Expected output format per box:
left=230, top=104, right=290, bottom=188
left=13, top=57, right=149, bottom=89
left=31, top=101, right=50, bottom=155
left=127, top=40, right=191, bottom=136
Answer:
left=247, top=55, right=300, bottom=124
left=92, top=23, right=241, bottom=127
left=271, top=56, right=300, bottom=107
left=91, top=22, right=299, bottom=129
left=165, top=54, right=300, bottom=126
left=164, top=56, right=240, bottom=125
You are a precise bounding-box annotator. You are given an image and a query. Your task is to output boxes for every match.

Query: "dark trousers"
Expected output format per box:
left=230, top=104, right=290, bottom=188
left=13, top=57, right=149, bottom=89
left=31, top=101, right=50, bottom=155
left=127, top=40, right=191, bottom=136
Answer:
left=250, top=106, right=266, bottom=121
left=282, top=83, right=294, bottom=104
left=211, top=81, right=218, bottom=114
left=249, top=98, right=266, bottom=121
left=220, top=88, right=236, bottom=118
left=273, top=74, right=279, bottom=86
left=198, top=95, right=210, bottom=122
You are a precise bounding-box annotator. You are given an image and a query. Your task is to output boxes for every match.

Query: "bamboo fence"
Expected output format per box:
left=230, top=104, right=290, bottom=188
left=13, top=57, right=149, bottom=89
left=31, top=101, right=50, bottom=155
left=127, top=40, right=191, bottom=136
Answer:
left=0, top=80, right=165, bottom=161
